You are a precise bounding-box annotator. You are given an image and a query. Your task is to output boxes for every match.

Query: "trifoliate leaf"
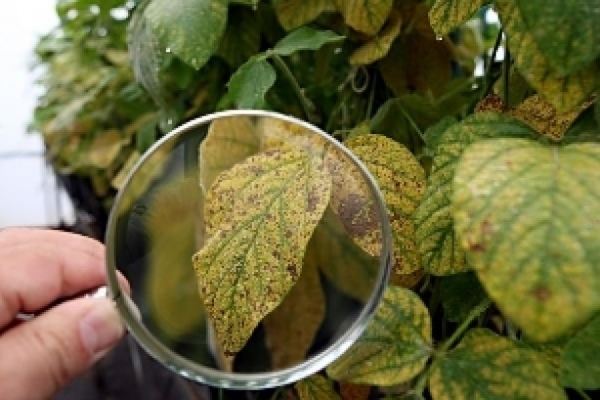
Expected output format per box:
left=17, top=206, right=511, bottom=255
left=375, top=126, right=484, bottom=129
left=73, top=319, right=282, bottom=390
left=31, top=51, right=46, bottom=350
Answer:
left=514, top=0, right=600, bottom=76
left=227, top=58, right=277, bottom=109
left=429, top=0, right=488, bottom=36
left=494, top=0, right=597, bottom=113
left=273, top=27, right=345, bottom=57
left=295, top=375, right=341, bottom=400
left=198, top=116, right=260, bottom=195
left=349, top=11, right=402, bottom=66
left=439, top=272, right=487, bottom=323
left=453, top=138, right=600, bottom=341
left=344, top=135, right=426, bottom=276
left=146, top=0, right=228, bottom=70
left=194, top=150, right=331, bottom=354
left=334, top=0, right=394, bottom=36
left=429, top=329, right=566, bottom=400
left=560, top=315, right=600, bottom=389
left=326, top=286, right=433, bottom=386
left=273, top=0, right=337, bottom=31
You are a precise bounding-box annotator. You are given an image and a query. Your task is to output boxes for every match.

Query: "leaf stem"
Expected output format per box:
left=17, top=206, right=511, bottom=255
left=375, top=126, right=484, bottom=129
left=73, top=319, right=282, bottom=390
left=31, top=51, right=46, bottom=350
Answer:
left=481, top=28, right=504, bottom=100
left=397, top=104, right=427, bottom=143
left=576, top=389, right=592, bottom=400
left=439, top=298, right=492, bottom=353
left=502, top=49, right=511, bottom=110
left=270, top=53, right=319, bottom=124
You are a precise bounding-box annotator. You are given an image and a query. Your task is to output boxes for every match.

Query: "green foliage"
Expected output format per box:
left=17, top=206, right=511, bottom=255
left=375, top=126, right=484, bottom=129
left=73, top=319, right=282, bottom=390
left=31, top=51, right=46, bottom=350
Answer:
left=32, top=0, right=600, bottom=398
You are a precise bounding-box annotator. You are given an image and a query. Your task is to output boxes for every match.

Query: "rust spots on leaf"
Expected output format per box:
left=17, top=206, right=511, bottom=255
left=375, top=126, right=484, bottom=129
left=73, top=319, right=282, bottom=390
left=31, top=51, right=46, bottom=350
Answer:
left=534, top=286, right=552, bottom=302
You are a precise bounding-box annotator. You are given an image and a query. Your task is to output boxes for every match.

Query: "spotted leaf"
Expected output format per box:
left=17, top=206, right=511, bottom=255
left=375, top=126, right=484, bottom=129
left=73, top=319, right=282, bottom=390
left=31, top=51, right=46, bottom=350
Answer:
left=453, top=139, right=600, bottom=341
left=194, top=150, right=331, bottom=354
left=333, top=0, right=394, bottom=36
left=326, top=286, right=433, bottom=386
left=560, top=315, right=600, bottom=389
left=429, top=0, right=488, bottom=36
left=295, top=375, right=341, bottom=400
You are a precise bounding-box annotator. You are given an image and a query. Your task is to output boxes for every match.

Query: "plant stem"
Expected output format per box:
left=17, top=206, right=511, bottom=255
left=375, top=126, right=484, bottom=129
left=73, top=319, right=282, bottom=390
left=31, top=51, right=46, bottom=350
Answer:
left=481, top=29, right=504, bottom=100
left=270, top=53, right=318, bottom=124
left=439, top=298, right=492, bottom=353
left=502, top=49, right=511, bottom=110
left=576, top=389, right=592, bottom=400
left=398, top=104, right=427, bottom=143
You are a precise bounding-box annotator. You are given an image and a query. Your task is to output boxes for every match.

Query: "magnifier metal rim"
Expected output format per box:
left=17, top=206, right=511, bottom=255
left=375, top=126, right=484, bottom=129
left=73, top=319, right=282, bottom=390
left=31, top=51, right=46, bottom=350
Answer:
left=105, top=109, right=392, bottom=390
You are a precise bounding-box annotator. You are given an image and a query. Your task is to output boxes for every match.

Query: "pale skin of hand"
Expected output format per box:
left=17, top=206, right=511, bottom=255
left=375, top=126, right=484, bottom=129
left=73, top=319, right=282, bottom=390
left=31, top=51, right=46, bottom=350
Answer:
left=0, top=228, right=130, bottom=399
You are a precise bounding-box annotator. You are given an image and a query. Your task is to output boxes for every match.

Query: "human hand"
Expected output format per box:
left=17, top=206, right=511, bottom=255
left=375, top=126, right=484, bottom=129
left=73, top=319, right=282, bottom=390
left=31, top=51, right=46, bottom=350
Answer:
left=0, top=228, right=129, bottom=399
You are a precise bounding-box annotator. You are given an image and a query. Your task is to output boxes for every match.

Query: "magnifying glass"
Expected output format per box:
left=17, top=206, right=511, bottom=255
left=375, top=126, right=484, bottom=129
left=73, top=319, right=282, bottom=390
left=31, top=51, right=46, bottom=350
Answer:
left=105, top=110, right=392, bottom=390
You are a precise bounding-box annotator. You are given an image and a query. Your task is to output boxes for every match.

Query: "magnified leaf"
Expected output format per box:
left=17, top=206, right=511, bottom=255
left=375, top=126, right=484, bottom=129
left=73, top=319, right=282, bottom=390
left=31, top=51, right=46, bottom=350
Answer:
left=344, top=134, right=426, bottom=276
left=429, top=0, right=488, bottom=37
left=349, top=11, right=402, bottom=66
left=146, top=0, right=228, bottom=70
left=326, top=286, right=433, bottom=386
left=415, top=113, right=537, bottom=275
left=334, top=0, right=394, bottom=36
left=295, top=375, right=341, bottom=400
left=429, top=329, right=566, bottom=400
left=194, top=150, right=331, bottom=354
left=227, top=58, right=277, bottom=109
left=273, top=0, right=337, bottom=31
left=259, top=117, right=329, bottom=157
left=453, top=138, right=600, bottom=341
left=273, top=27, right=345, bottom=57
left=494, top=0, right=597, bottom=113
left=199, top=116, right=260, bottom=194
left=560, top=315, right=600, bottom=389
left=263, top=253, right=325, bottom=369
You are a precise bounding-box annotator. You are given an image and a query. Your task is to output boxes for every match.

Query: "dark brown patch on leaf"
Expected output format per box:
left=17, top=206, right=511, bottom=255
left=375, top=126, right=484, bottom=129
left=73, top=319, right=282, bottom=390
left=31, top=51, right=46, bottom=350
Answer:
left=534, top=286, right=552, bottom=302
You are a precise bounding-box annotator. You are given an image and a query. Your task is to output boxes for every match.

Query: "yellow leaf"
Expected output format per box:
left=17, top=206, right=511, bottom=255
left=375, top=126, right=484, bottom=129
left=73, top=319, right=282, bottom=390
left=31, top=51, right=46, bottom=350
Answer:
left=194, top=150, right=332, bottom=354
left=295, top=375, right=341, bottom=400
left=259, top=117, right=329, bottom=158
left=334, top=0, right=394, bottom=36
left=349, top=11, right=402, bottom=66
left=111, top=151, right=141, bottom=190
left=429, top=0, right=488, bottom=36
left=86, top=129, right=128, bottom=169
left=124, top=113, right=157, bottom=137
left=274, top=0, right=337, bottom=31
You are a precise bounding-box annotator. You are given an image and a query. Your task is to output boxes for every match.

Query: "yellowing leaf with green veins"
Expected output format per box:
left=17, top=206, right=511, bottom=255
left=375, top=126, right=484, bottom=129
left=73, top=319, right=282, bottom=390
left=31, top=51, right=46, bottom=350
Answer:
left=308, top=208, right=380, bottom=302
left=199, top=116, right=260, bottom=194
left=259, top=117, right=329, bottom=158
left=415, top=113, right=538, bottom=275
left=326, top=286, right=433, bottom=385
left=344, top=135, right=426, bottom=275
left=273, top=0, right=337, bottom=31
left=263, top=253, right=325, bottom=369
left=334, top=0, right=394, bottom=36
left=429, top=0, right=488, bottom=37
left=494, top=0, right=597, bottom=113
left=453, top=139, right=600, bottom=341
left=194, top=150, right=331, bottom=354
left=560, top=315, right=600, bottom=389
left=295, top=375, right=341, bottom=400
left=429, top=329, right=566, bottom=400
left=349, top=11, right=402, bottom=66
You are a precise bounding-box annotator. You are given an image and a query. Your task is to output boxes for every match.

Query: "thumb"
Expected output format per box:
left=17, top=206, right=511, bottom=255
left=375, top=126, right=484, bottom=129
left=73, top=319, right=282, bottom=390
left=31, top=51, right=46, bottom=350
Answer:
left=0, top=297, right=125, bottom=399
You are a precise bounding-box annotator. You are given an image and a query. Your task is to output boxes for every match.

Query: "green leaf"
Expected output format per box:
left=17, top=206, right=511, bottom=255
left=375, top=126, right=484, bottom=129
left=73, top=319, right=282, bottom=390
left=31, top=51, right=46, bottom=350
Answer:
left=295, top=375, right=341, bottom=400
left=146, top=0, right=228, bottom=70
left=494, top=0, right=597, bottom=112
left=560, top=315, right=600, bottom=389
left=439, top=272, right=488, bottom=323
left=514, top=0, right=600, bottom=76
left=227, top=58, right=277, bottom=109
left=429, top=0, right=488, bottom=36
left=424, top=116, right=458, bottom=152
left=414, top=113, right=538, bottom=276
left=198, top=116, right=260, bottom=194
left=217, top=6, right=261, bottom=68
left=326, top=286, right=433, bottom=386
left=193, top=150, right=331, bottom=354
left=343, top=135, right=426, bottom=276
left=334, top=0, right=394, bottom=35
left=273, top=27, right=345, bottom=57
left=429, top=329, right=566, bottom=400
left=273, top=0, right=337, bottom=31
left=349, top=11, right=402, bottom=66
left=453, top=139, right=600, bottom=341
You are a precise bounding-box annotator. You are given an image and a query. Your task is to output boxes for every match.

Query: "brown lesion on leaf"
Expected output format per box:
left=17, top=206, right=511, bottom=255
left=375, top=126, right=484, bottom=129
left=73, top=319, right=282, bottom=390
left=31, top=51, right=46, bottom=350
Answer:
left=287, top=263, right=299, bottom=279
left=337, top=193, right=378, bottom=238
left=533, top=286, right=552, bottom=302
left=468, top=238, right=486, bottom=252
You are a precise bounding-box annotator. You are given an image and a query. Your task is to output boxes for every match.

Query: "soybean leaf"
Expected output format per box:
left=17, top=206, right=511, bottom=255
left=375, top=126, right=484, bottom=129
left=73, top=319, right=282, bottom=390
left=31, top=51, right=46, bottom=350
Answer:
left=344, top=135, right=426, bottom=276
left=326, top=286, right=433, bottom=386
left=429, top=329, right=566, bottom=400
left=193, top=150, right=331, bottom=354
left=273, top=0, right=337, bottom=31
left=429, top=0, right=488, bottom=37
left=217, top=6, right=261, bottom=68
left=389, top=268, right=425, bottom=290
left=227, top=58, right=277, bottom=109
left=415, top=113, right=537, bottom=276
left=514, top=0, right=600, bottom=76
left=295, top=375, right=341, bottom=400
left=146, top=0, right=228, bottom=70
left=85, top=130, right=128, bottom=169
left=453, top=139, right=600, bottom=341
left=560, top=315, right=600, bottom=389
left=494, top=0, right=597, bottom=113
left=259, top=117, right=329, bottom=157
left=439, top=272, right=487, bottom=323
left=263, top=253, right=325, bottom=368
left=349, top=11, right=402, bottom=66
left=273, top=27, right=345, bottom=57
left=198, top=116, right=260, bottom=194
left=333, top=0, right=394, bottom=36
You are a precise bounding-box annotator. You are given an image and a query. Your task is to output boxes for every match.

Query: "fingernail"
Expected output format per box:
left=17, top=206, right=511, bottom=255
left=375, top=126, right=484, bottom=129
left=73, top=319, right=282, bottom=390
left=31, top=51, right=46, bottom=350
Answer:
left=79, top=298, right=124, bottom=357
